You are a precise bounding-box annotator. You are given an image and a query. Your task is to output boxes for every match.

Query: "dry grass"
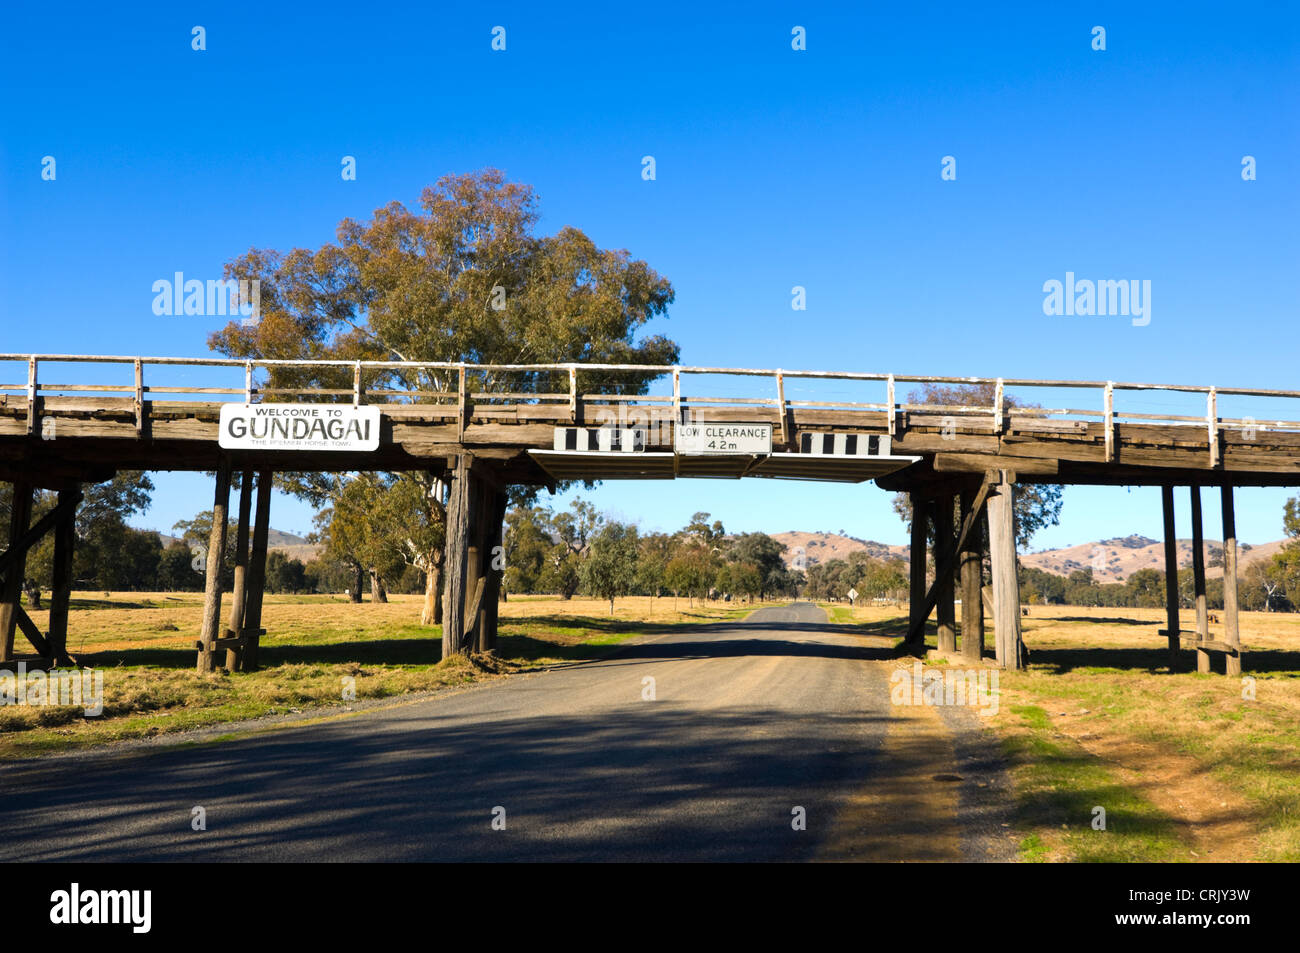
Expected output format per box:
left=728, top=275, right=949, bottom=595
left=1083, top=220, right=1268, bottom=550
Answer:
left=827, top=601, right=1300, bottom=861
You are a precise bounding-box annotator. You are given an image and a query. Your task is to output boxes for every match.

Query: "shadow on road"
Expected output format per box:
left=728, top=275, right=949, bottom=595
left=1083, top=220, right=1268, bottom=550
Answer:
left=0, top=703, right=892, bottom=862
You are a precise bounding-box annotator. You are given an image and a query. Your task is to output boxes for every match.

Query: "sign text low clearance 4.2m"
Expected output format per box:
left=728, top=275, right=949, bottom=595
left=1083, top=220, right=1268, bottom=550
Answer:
left=218, top=404, right=380, bottom=452
left=675, top=423, right=773, bottom=455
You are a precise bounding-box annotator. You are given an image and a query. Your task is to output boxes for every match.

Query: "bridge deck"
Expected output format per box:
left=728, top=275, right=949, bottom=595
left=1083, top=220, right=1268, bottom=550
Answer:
left=2, top=355, right=1299, bottom=490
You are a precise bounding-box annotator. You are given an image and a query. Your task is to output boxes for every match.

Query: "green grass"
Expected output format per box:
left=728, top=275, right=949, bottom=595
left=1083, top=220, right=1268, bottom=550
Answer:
left=1003, top=705, right=1185, bottom=862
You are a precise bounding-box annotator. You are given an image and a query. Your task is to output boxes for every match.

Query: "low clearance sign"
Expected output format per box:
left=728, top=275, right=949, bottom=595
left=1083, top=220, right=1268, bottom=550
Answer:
left=218, top=404, right=380, bottom=452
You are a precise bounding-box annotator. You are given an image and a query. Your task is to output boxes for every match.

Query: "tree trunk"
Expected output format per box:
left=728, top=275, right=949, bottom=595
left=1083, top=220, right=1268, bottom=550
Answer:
left=370, top=570, right=388, bottom=603
left=350, top=562, right=363, bottom=603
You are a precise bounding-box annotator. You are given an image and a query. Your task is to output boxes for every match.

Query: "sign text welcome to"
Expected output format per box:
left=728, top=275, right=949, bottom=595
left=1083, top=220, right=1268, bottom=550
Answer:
left=218, top=404, right=380, bottom=452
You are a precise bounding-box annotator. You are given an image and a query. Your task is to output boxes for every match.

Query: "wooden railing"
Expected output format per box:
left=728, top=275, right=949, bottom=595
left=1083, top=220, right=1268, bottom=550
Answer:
left=4, top=354, right=1300, bottom=458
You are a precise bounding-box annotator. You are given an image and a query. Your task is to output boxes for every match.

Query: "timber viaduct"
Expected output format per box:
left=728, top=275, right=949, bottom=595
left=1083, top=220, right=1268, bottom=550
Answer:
left=2, top=353, right=1298, bottom=677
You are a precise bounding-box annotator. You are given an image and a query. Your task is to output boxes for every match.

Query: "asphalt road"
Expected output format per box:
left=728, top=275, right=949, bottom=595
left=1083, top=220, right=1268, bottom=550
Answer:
left=0, top=602, right=1011, bottom=861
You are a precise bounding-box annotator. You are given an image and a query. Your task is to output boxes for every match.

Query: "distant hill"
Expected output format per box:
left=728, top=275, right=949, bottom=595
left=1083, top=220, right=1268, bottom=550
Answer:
left=152, top=528, right=322, bottom=562
left=1020, top=536, right=1286, bottom=583
left=770, top=530, right=1285, bottom=583
left=770, top=531, right=908, bottom=568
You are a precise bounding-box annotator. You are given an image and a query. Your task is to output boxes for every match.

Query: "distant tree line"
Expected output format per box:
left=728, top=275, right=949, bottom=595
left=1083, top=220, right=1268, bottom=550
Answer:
left=801, top=553, right=908, bottom=603
left=501, top=502, right=803, bottom=613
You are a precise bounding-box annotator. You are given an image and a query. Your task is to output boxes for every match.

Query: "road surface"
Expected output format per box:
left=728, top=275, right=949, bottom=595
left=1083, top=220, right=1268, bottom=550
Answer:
left=0, top=603, right=1014, bottom=861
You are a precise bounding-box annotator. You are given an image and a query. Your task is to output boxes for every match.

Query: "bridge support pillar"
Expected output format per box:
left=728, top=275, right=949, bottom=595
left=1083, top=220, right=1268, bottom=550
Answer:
left=1, top=480, right=82, bottom=665
left=46, top=486, right=79, bottom=666
left=988, top=470, right=1025, bottom=670
left=224, top=471, right=254, bottom=672
left=240, top=470, right=273, bottom=671
left=1161, top=486, right=1181, bottom=671
left=905, top=495, right=930, bottom=654
left=443, top=456, right=508, bottom=659
left=1190, top=486, right=1210, bottom=674
left=959, top=485, right=985, bottom=660
left=935, top=492, right=957, bottom=654
left=196, top=461, right=231, bottom=674
left=0, top=479, right=34, bottom=662
left=1221, top=485, right=1241, bottom=677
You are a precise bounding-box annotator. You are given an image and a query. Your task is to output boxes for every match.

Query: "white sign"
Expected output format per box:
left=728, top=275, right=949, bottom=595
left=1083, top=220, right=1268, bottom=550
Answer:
left=675, top=423, right=772, bottom=455
left=847, top=587, right=859, bottom=604
left=219, top=403, right=380, bottom=451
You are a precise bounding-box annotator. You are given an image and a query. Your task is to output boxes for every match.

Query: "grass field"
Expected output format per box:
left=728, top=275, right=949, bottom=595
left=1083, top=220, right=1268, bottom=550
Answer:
left=826, top=601, right=1300, bottom=862
left=3, top=593, right=1297, bottom=861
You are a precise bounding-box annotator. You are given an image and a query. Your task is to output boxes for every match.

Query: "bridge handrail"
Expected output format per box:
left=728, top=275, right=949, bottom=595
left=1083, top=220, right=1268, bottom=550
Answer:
left=3, top=355, right=1300, bottom=446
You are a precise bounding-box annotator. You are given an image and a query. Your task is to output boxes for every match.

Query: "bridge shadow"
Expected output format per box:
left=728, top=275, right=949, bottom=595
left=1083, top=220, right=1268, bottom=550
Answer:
left=1027, top=645, right=1300, bottom=676
left=74, top=638, right=447, bottom=670
left=0, top=703, right=895, bottom=862
left=1047, top=615, right=1156, bottom=626
left=601, top=635, right=896, bottom=664
left=999, top=733, right=1257, bottom=860
left=71, top=614, right=909, bottom=670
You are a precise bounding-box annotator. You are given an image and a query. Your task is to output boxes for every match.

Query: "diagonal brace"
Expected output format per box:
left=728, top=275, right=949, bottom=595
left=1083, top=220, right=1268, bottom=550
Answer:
left=904, top=475, right=994, bottom=646
left=0, top=492, right=82, bottom=581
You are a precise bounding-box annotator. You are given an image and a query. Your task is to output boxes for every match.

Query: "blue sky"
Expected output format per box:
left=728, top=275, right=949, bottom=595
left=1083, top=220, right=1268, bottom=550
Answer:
left=2, top=2, right=1297, bottom=547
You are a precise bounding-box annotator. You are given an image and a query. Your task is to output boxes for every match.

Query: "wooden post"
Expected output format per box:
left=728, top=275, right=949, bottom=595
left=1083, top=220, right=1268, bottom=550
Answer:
left=463, top=471, right=484, bottom=648
left=1190, top=486, right=1210, bottom=674
left=1221, top=485, right=1241, bottom=677
left=442, top=454, right=473, bottom=659
left=907, top=494, right=930, bottom=652
left=477, top=489, right=509, bottom=654
left=241, top=470, right=273, bottom=671
left=197, top=462, right=231, bottom=673
left=988, top=470, right=1024, bottom=669
left=1161, top=486, right=1181, bottom=672
left=935, top=492, right=956, bottom=653
left=46, top=486, right=78, bottom=665
left=0, top=480, right=33, bottom=662
left=224, top=471, right=253, bottom=671
left=960, top=486, right=985, bottom=660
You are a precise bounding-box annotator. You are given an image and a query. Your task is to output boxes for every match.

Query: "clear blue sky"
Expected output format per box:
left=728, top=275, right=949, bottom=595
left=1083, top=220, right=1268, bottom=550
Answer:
left=2, top=2, right=1297, bottom=547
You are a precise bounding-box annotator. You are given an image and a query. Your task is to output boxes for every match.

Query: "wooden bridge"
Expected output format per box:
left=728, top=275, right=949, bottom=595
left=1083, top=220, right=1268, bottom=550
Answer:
left=3, top=353, right=1299, bottom=676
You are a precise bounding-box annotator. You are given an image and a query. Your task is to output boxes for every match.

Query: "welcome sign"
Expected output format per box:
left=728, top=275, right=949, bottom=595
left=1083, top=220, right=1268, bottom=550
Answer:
left=219, top=403, right=380, bottom=451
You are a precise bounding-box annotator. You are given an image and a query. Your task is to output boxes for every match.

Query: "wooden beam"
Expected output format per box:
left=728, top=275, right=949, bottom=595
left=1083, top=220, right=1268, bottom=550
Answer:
left=960, top=485, right=985, bottom=660
left=12, top=602, right=51, bottom=658
left=1221, top=485, right=1241, bottom=677
left=935, top=453, right=1058, bottom=475
left=196, top=462, right=231, bottom=673
left=1190, top=486, right=1210, bottom=674
left=45, top=486, right=78, bottom=665
left=0, top=480, right=33, bottom=662
left=1161, top=485, right=1181, bottom=672
left=906, top=495, right=930, bottom=652
left=442, top=454, right=473, bottom=658
left=988, top=470, right=1024, bottom=670
left=224, top=471, right=253, bottom=671
left=0, top=490, right=80, bottom=580
left=241, top=470, right=273, bottom=671
left=904, top=476, right=995, bottom=645
left=935, top=492, right=956, bottom=653
left=476, top=489, right=509, bottom=653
